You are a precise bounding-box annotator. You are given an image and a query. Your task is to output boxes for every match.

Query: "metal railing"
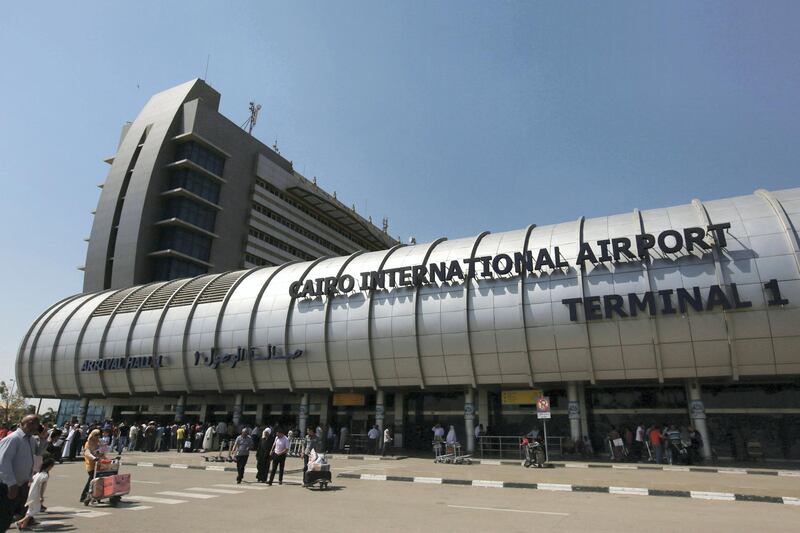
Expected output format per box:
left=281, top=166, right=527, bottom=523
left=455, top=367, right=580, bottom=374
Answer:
left=478, top=435, right=564, bottom=459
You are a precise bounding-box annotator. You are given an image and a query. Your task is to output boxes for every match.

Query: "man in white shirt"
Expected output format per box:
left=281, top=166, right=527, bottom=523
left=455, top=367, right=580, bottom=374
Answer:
left=367, top=425, right=380, bottom=455
left=268, top=429, right=290, bottom=485
left=381, top=427, right=393, bottom=457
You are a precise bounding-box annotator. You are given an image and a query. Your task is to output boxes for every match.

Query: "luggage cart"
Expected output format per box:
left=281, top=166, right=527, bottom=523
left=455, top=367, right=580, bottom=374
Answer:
left=303, top=451, right=332, bottom=490
left=85, top=456, right=130, bottom=507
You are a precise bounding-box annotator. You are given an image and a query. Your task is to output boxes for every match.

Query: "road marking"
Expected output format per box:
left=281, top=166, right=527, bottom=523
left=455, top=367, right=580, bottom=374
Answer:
left=479, top=460, right=501, bottom=465
left=245, top=467, right=258, bottom=473
left=121, top=505, right=153, bottom=511
left=777, top=471, right=800, bottom=477
left=133, top=480, right=162, bottom=484
left=130, top=495, right=187, bottom=504
left=361, top=474, right=387, bottom=481
left=609, top=486, right=649, bottom=496
left=472, top=480, right=504, bottom=488
left=612, top=465, right=636, bottom=470
left=137, top=462, right=154, bottom=467
left=782, top=497, right=800, bottom=506
left=212, top=483, right=266, bottom=490
left=413, top=477, right=442, bottom=484
left=537, top=483, right=572, bottom=491
left=37, top=520, right=67, bottom=527
left=718, top=469, right=747, bottom=475
left=170, top=463, right=189, bottom=469
left=157, top=491, right=218, bottom=499
left=663, top=466, right=689, bottom=472
left=186, top=487, right=243, bottom=494
left=46, top=506, right=111, bottom=519
left=690, top=491, right=735, bottom=501
left=448, top=505, right=569, bottom=516
left=206, top=465, right=227, bottom=471
left=565, top=463, right=589, bottom=468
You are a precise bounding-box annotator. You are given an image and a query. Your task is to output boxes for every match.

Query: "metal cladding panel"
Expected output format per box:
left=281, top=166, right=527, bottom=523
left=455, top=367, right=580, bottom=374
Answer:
left=17, top=187, right=800, bottom=397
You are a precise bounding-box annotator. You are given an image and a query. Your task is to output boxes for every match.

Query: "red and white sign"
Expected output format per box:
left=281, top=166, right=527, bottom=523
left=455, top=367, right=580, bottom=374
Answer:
left=536, top=397, right=551, bottom=419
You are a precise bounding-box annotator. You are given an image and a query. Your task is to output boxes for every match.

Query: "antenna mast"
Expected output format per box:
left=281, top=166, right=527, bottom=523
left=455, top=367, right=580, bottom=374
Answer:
left=241, top=102, right=262, bottom=135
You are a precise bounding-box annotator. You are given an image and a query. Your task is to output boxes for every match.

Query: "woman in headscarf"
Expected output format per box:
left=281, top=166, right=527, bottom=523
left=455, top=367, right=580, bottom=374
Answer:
left=446, top=425, right=457, bottom=445
left=80, top=429, right=103, bottom=503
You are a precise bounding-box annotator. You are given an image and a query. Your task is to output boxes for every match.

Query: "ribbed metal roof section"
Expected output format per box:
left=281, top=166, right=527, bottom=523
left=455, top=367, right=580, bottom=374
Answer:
left=91, top=286, right=140, bottom=316
left=163, top=274, right=217, bottom=307
left=115, top=282, right=165, bottom=313
left=139, top=279, right=186, bottom=311
left=196, top=271, right=248, bottom=305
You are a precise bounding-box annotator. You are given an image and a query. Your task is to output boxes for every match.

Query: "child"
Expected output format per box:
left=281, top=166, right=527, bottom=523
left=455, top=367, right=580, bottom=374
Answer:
left=16, top=457, right=55, bottom=530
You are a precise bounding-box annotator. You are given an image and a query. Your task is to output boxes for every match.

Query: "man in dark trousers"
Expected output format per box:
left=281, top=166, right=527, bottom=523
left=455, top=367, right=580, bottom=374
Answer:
left=0, top=415, right=47, bottom=531
left=231, top=428, right=254, bottom=484
left=268, top=428, right=289, bottom=486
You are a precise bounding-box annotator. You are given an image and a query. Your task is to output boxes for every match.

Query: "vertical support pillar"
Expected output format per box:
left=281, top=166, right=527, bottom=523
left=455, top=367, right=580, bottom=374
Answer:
left=175, top=395, right=186, bottom=423
left=199, top=404, right=208, bottom=424
left=686, top=380, right=712, bottom=459
left=77, top=398, right=90, bottom=424
left=478, top=389, right=489, bottom=433
left=578, top=383, right=589, bottom=440
left=465, top=389, right=476, bottom=453
left=319, top=393, right=329, bottom=426
left=232, top=393, right=243, bottom=429
left=255, top=403, right=264, bottom=425
left=298, top=393, right=309, bottom=433
left=567, top=382, right=582, bottom=443
left=103, top=402, right=114, bottom=421
left=394, top=392, right=404, bottom=449
left=375, top=390, right=385, bottom=442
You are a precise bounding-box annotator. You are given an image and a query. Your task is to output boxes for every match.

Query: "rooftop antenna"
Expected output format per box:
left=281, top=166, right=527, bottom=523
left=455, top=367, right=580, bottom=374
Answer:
left=272, top=138, right=280, bottom=154
left=241, top=102, right=262, bottom=135
left=382, top=217, right=389, bottom=234
left=203, top=54, right=211, bottom=81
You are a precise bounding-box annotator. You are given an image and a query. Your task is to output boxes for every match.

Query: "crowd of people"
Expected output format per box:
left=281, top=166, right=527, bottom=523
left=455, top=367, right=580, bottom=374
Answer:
left=606, top=423, right=705, bottom=464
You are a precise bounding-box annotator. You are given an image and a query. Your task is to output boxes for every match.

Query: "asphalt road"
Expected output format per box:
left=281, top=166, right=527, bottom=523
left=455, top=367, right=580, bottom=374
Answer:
left=20, top=458, right=800, bottom=532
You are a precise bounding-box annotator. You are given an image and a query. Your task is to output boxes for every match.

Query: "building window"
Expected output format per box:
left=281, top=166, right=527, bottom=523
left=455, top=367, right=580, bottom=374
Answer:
left=153, top=257, right=208, bottom=281
left=251, top=201, right=349, bottom=256
left=176, top=141, right=225, bottom=176
left=254, top=178, right=375, bottom=250
left=169, top=168, right=221, bottom=204
left=244, top=253, right=274, bottom=267
left=159, top=226, right=212, bottom=261
left=165, top=198, right=217, bottom=232
left=248, top=227, right=316, bottom=261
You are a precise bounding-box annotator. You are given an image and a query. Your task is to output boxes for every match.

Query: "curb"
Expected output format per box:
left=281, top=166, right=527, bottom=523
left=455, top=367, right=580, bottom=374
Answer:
left=326, top=455, right=407, bottom=461
left=471, top=459, right=800, bottom=477
left=337, top=472, right=800, bottom=506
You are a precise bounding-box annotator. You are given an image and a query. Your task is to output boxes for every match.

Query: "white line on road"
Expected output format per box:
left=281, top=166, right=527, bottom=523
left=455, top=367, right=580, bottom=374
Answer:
left=206, top=465, right=227, bottom=471
left=361, top=474, right=387, bottom=481
left=170, top=463, right=189, bottom=469
left=129, top=495, right=187, bottom=505
left=479, top=460, right=501, bottom=465
left=472, top=480, right=504, bottom=488
left=448, top=505, right=569, bottom=516
left=782, top=497, right=800, bottom=505
left=157, top=491, right=218, bottom=499
left=212, top=483, right=266, bottom=490
left=413, top=477, right=442, bottom=484
left=46, top=506, right=111, bottom=519
left=137, top=462, right=154, bottom=467
left=690, top=491, right=735, bottom=501
left=609, top=486, right=649, bottom=496
left=133, top=480, right=162, bottom=484
left=537, top=483, right=572, bottom=492
left=121, top=505, right=153, bottom=511
left=565, top=463, right=589, bottom=468
left=186, top=487, right=243, bottom=494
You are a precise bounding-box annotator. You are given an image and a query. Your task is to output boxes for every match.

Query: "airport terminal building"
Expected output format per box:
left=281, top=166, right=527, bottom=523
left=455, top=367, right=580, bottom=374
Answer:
left=16, top=177, right=800, bottom=459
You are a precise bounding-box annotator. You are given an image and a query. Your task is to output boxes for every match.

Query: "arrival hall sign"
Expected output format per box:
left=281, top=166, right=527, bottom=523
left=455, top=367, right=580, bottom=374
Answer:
left=288, top=222, right=791, bottom=321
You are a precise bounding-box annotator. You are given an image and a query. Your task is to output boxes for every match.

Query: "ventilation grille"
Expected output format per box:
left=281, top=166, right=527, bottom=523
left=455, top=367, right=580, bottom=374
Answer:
left=91, top=287, right=140, bottom=317
left=139, top=279, right=186, bottom=311
left=115, top=283, right=164, bottom=313
left=196, top=271, right=246, bottom=305
left=168, top=275, right=218, bottom=307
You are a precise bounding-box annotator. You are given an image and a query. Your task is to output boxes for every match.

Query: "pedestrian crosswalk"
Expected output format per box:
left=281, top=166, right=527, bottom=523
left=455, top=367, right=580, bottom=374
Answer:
left=35, top=479, right=305, bottom=529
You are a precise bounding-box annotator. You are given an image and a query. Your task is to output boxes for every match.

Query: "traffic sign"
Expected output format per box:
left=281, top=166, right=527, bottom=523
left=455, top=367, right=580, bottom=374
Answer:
left=536, top=396, right=551, bottom=419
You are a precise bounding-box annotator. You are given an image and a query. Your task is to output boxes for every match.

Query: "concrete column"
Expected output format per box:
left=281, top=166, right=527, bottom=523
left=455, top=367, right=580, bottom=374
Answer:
left=567, top=382, right=582, bottom=443
left=578, top=383, right=589, bottom=439
left=464, top=389, right=476, bottom=453
left=77, top=398, right=90, bottom=424
left=375, top=390, right=385, bottom=448
left=175, top=395, right=186, bottom=423
left=103, top=402, right=114, bottom=421
left=298, top=393, right=309, bottom=433
left=199, top=404, right=208, bottom=424
left=477, top=388, right=489, bottom=431
left=319, top=393, right=329, bottom=425
left=232, top=393, right=243, bottom=429
left=255, top=403, right=264, bottom=424
left=686, top=379, right=712, bottom=459
left=394, top=392, right=404, bottom=449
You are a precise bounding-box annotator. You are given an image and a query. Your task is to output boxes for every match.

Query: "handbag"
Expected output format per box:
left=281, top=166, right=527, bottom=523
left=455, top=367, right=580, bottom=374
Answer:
left=184, top=440, right=192, bottom=449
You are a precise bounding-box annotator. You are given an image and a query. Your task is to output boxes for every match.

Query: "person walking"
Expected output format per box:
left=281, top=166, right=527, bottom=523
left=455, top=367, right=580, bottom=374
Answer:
left=382, top=427, right=393, bottom=457
left=648, top=425, right=663, bottom=464
left=367, top=425, right=380, bottom=455
left=127, top=424, right=138, bottom=452
left=302, top=427, right=320, bottom=476
left=0, top=415, right=47, bottom=531
left=80, top=429, right=103, bottom=503
left=256, top=427, right=274, bottom=483
left=268, top=429, right=289, bottom=486
left=231, top=429, right=254, bottom=484
left=14, top=457, right=55, bottom=531
left=176, top=425, right=186, bottom=453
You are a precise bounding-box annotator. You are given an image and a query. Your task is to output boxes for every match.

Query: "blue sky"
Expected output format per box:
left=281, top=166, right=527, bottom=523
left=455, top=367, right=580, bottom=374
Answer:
left=1, top=1, right=798, bottom=400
